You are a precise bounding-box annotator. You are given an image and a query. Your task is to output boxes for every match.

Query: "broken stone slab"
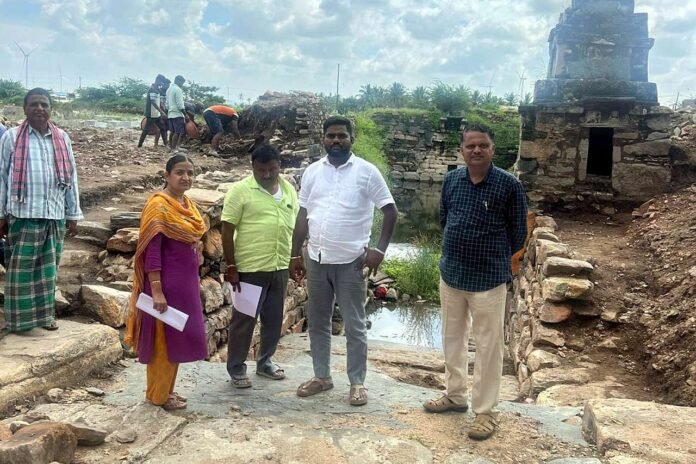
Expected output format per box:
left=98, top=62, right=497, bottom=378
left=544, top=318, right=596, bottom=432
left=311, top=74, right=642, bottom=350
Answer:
left=47, top=388, right=64, bottom=403
left=200, top=276, right=224, bottom=313
left=531, top=319, right=565, bottom=348
left=546, top=459, right=601, bottom=464
left=0, top=422, right=77, bottom=464
left=113, top=429, right=137, bottom=444
left=106, top=228, right=139, bottom=253
left=612, top=164, right=671, bottom=200
left=542, top=277, right=594, bottom=302
left=536, top=240, right=572, bottom=264
left=0, top=321, right=122, bottom=413
left=539, top=302, right=573, bottom=323
left=536, top=381, right=627, bottom=407
left=530, top=367, right=593, bottom=395
left=65, top=422, right=108, bottom=446
left=542, top=257, right=594, bottom=277
left=0, top=424, right=11, bottom=441
left=526, top=349, right=562, bottom=372
left=76, top=221, right=113, bottom=243
left=80, top=285, right=130, bottom=328
left=583, top=398, right=696, bottom=463
left=109, top=211, right=141, bottom=232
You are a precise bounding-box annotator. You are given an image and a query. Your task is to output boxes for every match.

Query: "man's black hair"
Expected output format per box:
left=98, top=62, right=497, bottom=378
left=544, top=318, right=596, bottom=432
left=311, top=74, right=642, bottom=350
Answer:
left=24, top=88, right=52, bottom=107
left=251, top=144, right=280, bottom=164
left=174, top=75, right=185, bottom=85
left=323, top=115, right=353, bottom=137
left=461, top=124, right=495, bottom=142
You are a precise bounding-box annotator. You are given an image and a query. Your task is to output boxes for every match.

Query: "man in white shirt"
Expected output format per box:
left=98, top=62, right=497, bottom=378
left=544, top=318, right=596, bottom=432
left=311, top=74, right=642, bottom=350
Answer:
left=290, top=116, right=398, bottom=406
left=166, top=75, right=187, bottom=152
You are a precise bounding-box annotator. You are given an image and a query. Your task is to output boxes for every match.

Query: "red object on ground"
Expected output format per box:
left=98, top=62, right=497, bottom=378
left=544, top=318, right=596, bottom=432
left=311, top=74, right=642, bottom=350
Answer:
left=373, top=286, right=387, bottom=299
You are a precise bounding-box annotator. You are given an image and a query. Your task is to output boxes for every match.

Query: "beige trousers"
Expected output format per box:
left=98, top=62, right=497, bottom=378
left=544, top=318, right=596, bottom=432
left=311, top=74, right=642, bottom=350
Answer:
left=440, top=279, right=507, bottom=415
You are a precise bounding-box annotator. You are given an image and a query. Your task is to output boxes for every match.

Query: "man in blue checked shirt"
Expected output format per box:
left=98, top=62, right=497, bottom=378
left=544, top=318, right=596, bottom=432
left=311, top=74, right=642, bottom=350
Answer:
left=424, top=124, right=528, bottom=440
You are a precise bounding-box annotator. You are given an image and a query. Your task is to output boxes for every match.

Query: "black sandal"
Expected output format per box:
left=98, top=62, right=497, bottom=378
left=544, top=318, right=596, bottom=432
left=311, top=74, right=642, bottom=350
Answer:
left=42, top=322, right=59, bottom=331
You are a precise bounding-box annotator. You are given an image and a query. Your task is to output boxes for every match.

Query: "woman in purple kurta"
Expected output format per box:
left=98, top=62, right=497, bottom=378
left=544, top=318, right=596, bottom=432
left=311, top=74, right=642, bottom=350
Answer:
left=137, top=234, right=208, bottom=363
left=124, top=154, right=208, bottom=411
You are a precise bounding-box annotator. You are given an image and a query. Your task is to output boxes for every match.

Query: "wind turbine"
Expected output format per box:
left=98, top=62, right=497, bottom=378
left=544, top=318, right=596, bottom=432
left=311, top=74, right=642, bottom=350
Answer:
left=15, top=42, right=36, bottom=88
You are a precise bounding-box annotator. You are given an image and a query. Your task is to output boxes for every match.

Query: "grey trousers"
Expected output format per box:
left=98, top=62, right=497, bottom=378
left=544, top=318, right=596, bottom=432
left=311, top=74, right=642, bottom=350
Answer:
left=226, top=270, right=289, bottom=378
left=306, top=256, right=368, bottom=385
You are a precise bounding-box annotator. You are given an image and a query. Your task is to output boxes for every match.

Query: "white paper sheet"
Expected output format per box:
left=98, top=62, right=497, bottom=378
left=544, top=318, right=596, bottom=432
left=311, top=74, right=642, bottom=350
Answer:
left=225, top=282, right=263, bottom=318
left=136, top=293, right=189, bottom=332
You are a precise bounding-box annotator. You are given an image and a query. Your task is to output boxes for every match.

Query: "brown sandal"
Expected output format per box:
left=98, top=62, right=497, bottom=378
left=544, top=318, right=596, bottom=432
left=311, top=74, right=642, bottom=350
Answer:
left=162, top=397, right=187, bottom=411
left=349, top=384, right=368, bottom=406
left=169, top=392, right=187, bottom=402
left=296, top=377, right=334, bottom=397
left=468, top=414, right=498, bottom=440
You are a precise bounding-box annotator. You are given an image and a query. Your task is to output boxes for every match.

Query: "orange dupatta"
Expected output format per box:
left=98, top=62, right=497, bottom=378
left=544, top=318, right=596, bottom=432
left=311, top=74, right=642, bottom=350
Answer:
left=124, top=192, right=208, bottom=352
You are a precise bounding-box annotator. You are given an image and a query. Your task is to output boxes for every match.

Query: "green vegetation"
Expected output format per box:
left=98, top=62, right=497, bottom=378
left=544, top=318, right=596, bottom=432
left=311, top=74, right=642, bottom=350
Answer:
left=382, top=235, right=441, bottom=303
left=352, top=113, right=389, bottom=177
left=0, top=79, right=26, bottom=105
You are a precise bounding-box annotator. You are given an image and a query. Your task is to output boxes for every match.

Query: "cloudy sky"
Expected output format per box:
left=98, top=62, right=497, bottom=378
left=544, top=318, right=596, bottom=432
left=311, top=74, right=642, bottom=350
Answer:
left=1, top=0, right=695, bottom=106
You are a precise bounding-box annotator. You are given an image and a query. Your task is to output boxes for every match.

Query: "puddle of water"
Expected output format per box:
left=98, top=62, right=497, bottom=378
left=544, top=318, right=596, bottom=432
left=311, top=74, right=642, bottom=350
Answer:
left=367, top=303, right=442, bottom=349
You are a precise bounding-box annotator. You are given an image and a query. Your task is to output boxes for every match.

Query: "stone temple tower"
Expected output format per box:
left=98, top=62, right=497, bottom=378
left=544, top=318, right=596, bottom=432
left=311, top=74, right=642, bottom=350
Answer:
left=515, top=0, right=674, bottom=210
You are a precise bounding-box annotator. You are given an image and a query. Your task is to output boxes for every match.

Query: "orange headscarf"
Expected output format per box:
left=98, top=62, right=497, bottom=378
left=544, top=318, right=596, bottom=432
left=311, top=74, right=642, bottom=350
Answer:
left=124, top=192, right=208, bottom=351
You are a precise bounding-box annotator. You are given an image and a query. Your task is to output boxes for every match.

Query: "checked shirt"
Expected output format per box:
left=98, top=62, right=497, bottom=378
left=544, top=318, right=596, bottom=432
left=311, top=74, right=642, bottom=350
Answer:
left=439, top=165, right=528, bottom=292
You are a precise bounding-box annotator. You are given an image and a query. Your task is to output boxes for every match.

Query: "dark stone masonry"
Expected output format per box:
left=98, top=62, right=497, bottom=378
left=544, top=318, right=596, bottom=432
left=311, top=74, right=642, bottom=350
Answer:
left=514, top=0, right=675, bottom=210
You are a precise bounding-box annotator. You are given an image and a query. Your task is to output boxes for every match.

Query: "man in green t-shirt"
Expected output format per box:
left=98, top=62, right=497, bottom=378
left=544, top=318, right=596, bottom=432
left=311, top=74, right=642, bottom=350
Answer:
left=221, top=145, right=299, bottom=388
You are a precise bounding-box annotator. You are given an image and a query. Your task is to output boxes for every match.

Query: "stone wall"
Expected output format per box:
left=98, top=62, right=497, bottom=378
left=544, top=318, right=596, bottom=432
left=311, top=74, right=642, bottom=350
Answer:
left=507, top=215, right=600, bottom=398
left=371, top=112, right=465, bottom=185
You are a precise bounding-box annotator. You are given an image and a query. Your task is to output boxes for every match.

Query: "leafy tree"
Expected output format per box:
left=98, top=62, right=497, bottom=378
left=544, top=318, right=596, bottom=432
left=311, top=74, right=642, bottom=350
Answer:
left=389, top=82, right=406, bottom=107
left=471, top=90, right=482, bottom=107
left=503, top=92, right=518, bottom=106
left=183, top=81, right=225, bottom=106
left=113, top=77, right=149, bottom=100
left=429, top=81, right=470, bottom=115
left=522, top=93, right=533, bottom=105
left=409, top=86, right=430, bottom=108
left=0, top=79, right=26, bottom=102
left=359, top=84, right=377, bottom=107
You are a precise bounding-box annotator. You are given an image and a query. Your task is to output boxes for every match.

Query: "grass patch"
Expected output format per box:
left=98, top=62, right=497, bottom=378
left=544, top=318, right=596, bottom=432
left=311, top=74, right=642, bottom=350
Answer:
left=363, top=107, right=432, bottom=118
left=352, top=113, right=389, bottom=178
left=382, top=235, right=441, bottom=303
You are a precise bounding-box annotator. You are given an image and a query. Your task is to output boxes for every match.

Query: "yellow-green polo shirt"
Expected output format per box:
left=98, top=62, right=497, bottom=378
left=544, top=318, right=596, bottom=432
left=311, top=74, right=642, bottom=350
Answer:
left=221, top=175, right=299, bottom=273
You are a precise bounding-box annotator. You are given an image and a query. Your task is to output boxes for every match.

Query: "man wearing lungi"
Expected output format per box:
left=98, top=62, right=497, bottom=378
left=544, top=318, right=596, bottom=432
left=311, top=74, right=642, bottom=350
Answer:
left=0, top=88, right=83, bottom=332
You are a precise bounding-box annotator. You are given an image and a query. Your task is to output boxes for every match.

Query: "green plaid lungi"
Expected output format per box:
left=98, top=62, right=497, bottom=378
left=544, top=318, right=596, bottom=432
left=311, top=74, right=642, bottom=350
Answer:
left=4, top=217, right=65, bottom=332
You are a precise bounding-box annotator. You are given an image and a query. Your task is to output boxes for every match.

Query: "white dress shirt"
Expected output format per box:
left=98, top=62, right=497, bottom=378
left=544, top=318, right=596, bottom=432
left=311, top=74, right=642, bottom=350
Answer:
left=299, top=153, right=394, bottom=264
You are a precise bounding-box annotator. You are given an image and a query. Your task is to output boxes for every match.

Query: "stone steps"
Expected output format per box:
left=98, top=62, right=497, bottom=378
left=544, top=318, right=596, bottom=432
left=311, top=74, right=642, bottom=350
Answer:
left=0, top=320, right=122, bottom=415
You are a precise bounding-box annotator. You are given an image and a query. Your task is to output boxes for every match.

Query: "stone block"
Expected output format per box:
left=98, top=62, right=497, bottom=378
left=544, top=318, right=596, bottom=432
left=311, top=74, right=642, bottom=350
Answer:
left=646, top=132, right=669, bottom=141
left=536, top=381, right=625, bottom=407
left=532, top=227, right=559, bottom=242
left=200, top=277, right=224, bottom=313
left=542, top=277, right=594, bottom=302
left=622, top=140, right=671, bottom=157
left=530, top=367, right=593, bottom=395
left=526, top=349, right=561, bottom=372
left=531, top=319, right=565, bottom=347
left=185, top=188, right=226, bottom=208
left=106, top=228, right=139, bottom=253
left=203, top=228, right=223, bottom=260
left=538, top=302, right=573, bottom=323
left=65, top=422, right=108, bottom=446
left=536, top=240, right=571, bottom=263
left=646, top=115, right=671, bottom=131
left=612, top=163, right=671, bottom=199
left=542, top=257, right=594, bottom=277
left=60, top=250, right=99, bottom=268
left=76, top=221, right=113, bottom=243
left=583, top=399, right=696, bottom=462
left=0, top=422, right=77, bottom=464
left=81, top=284, right=130, bottom=327
left=110, top=211, right=141, bottom=232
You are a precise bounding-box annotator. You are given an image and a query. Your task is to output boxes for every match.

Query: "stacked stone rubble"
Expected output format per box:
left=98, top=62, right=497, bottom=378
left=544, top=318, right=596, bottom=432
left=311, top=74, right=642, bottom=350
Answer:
left=85, top=170, right=307, bottom=358
left=507, top=215, right=598, bottom=397
left=236, top=91, right=327, bottom=165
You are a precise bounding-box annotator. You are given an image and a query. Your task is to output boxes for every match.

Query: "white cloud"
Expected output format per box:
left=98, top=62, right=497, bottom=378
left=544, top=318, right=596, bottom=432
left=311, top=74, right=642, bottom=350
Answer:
left=0, top=0, right=693, bottom=105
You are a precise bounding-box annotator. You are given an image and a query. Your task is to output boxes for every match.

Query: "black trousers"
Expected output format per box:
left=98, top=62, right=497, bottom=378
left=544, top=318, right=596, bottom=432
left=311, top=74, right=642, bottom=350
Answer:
left=226, top=270, right=289, bottom=377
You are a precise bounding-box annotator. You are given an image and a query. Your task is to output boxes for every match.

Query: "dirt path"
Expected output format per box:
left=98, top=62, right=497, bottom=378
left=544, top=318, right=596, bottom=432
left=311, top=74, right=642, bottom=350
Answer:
left=552, top=213, right=660, bottom=403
